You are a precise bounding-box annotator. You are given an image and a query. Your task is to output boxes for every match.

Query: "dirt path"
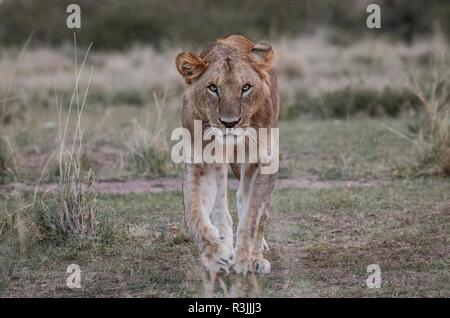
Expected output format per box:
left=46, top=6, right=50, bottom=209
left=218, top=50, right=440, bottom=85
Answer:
left=0, top=177, right=388, bottom=195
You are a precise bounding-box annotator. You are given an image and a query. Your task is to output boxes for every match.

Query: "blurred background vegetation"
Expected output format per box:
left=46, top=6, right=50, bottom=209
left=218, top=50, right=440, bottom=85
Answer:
left=0, top=0, right=449, bottom=182
left=0, top=0, right=449, bottom=49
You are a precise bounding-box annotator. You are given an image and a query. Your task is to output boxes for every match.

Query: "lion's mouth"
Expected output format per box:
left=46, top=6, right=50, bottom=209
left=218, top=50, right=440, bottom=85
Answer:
left=203, top=126, right=248, bottom=146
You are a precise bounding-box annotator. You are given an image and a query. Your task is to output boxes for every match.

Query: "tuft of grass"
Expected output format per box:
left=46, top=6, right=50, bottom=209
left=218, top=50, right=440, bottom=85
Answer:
left=34, top=167, right=99, bottom=241
left=409, top=68, right=450, bottom=175
left=126, top=93, right=172, bottom=177
left=31, top=38, right=103, bottom=242
left=0, top=137, right=12, bottom=181
left=385, top=64, right=450, bottom=176
left=0, top=210, right=15, bottom=243
left=48, top=40, right=99, bottom=241
left=0, top=136, right=18, bottom=183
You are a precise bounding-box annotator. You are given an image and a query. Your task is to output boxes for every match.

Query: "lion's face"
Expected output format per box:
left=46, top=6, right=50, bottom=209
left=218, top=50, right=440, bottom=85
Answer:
left=176, top=36, right=275, bottom=140
left=191, top=56, right=266, bottom=130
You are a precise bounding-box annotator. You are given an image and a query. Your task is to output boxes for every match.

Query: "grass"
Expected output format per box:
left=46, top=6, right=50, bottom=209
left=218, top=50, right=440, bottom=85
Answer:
left=125, top=93, right=175, bottom=178
left=0, top=136, right=15, bottom=183
left=33, top=39, right=103, bottom=242
left=409, top=68, right=450, bottom=175
left=0, top=34, right=446, bottom=183
left=0, top=178, right=448, bottom=297
left=0, top=112, right=440, bottom=183
left=279, top=117, right=415, bottom=180
left=281, top=87, right=420, bottom=120
left=384, top=63, right=450, bottom=176
left=1, top=38, right=113, bottom=255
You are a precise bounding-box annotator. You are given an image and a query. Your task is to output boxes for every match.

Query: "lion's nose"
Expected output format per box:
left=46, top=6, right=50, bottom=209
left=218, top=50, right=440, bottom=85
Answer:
left=219, top=117, right=240, bottom=128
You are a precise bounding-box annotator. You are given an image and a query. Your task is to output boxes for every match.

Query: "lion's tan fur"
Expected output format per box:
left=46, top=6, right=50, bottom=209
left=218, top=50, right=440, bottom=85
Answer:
left=176, top=34, right=279, bottom=275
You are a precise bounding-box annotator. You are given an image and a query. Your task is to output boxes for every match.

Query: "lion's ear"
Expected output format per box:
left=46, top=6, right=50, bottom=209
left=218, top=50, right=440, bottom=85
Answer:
left=175, top=51, right=207, bottom=84
left=250, top=43, right=275, bottom=71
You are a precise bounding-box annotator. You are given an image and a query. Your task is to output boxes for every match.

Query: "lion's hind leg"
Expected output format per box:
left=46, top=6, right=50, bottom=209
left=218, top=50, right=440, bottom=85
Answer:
left=233, top=164, right=275, bottom=275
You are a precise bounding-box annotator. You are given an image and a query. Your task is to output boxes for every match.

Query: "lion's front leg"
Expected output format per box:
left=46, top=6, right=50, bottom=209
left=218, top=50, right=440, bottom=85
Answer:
left=183, top=163, right=234, bottom=274
left=233, top=163, right=276, bottom=275
left=210, top=164, right=233, bottom=253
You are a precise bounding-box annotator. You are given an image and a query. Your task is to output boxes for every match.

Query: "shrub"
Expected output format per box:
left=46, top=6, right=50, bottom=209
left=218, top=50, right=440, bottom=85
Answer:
left=282, top=87, right=420, bottom=119
left=1, top=0, right=448, bottom=48
left=111, top=88, right=146, bottom=106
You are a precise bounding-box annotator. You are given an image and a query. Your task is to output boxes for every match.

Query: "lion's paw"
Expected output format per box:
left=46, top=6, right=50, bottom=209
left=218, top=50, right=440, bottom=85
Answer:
left=201, top=241, right=234, bottom=274
left=233, top=251, right=271, bottom=275
left=232, top=256, right=253, bottom=275
left=253, top=257, right=271, bottom=274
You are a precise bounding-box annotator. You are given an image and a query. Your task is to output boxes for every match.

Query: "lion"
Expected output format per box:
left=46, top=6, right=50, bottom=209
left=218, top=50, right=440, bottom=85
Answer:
left=175, top=34, right=279, bottom=275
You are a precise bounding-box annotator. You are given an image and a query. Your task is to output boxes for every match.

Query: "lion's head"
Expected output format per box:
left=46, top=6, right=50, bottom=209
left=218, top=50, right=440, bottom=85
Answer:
left=176, top=35, right=276, bottom=136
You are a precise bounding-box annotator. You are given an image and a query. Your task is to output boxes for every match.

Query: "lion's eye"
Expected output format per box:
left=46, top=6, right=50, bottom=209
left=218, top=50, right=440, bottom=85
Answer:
left=241, top=84, right=252, bottom=93
left=207, top=84, right=218, bottom=94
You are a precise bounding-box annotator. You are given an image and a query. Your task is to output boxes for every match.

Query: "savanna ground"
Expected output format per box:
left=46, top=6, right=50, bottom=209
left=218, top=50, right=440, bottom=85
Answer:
left=0, top=33, right=449, bottom=297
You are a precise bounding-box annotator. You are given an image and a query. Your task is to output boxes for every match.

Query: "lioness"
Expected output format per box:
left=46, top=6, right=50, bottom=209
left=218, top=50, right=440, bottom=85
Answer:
left=175, top=35, right=279, bottom=274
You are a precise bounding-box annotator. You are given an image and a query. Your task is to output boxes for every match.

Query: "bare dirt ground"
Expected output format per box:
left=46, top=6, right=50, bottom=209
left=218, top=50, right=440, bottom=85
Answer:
left=0, top=177, right=389, bottom=195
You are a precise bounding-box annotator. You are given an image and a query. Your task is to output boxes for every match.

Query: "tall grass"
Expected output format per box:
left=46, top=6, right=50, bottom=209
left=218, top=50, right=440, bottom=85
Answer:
left=0, top=137, right=17, bottom=182
left=126, top=93, right=172, bottom=177
left=386, top=62, right=450, bottom=176
left=0, top=209, right=14, bottom=242
left=0, top=37, right=32, bottom=183
left=409, top=68, right=450, bottom=175
left=33, top=38, right=100, bottom=241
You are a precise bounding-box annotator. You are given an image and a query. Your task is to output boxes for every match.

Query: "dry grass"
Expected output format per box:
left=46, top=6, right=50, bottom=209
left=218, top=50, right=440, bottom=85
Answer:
left=0, top=34, right=446, bottom=110
left=0, top=38, right=32, bottom=182
left=31, top=39, right=100, bottom=241
left=410, top=68, right=450, bottom=174
left=276, top=33, right=445, bottom=97
left=126, top=93, right=173, bottom=177
left=0, top=208, right=14, bottom=241
left=385, top=60, right=450, bottom=176
left=50, top=41, right=98, bottom=240
left=0, top=34, right=446, bottom=182
left=0, top=136, right=17, bottom=181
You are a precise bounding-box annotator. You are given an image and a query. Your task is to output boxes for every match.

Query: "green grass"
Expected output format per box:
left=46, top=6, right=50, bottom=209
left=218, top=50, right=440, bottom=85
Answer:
left=1, top=107, right=419, bottom=183
left=281, top=87, right=420, bottom=120
left=1, top=178, right=449, bottom=297
left=279, top=117, right=415, bottom=180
